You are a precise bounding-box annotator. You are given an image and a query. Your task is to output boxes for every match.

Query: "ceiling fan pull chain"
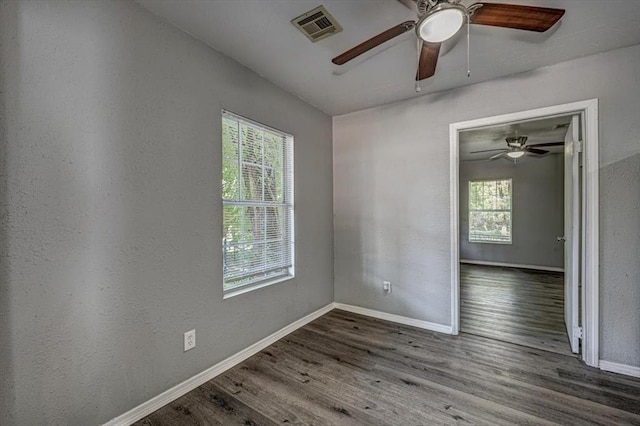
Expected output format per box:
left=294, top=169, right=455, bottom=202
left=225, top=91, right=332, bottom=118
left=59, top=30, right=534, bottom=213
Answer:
left=467, top=16, right=471, bottom=77
left=415, top=38, right=422, bottom=92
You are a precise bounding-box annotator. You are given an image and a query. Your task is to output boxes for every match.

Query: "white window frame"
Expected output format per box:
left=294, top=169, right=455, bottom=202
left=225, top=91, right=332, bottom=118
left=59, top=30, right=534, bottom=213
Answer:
left=221, top=110, right=294, bottom=298
left=468, top=178, right=512, bottom=245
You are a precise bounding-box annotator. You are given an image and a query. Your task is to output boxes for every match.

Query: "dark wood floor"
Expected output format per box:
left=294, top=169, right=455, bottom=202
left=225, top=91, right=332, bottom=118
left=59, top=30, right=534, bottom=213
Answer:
left=136, top=310, right=640, bottom=425
left=460, top=264, right=573, bottom=356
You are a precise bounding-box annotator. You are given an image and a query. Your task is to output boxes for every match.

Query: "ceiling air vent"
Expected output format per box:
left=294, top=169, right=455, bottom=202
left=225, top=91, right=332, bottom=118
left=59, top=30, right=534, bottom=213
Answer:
left=292, top=5, right=342, bottom=43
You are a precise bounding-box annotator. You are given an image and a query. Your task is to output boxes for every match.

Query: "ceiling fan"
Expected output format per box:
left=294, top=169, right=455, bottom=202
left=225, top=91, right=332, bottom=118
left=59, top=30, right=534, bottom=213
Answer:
left=331, top=0, right=565, bottom=82
left=470, top=136, right=563, bottom=161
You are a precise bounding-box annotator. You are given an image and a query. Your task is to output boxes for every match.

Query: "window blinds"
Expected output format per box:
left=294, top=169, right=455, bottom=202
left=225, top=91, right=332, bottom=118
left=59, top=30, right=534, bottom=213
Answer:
left=221, top=110, right=294, bottom=290
left=468, top=179, right=512, bottom=244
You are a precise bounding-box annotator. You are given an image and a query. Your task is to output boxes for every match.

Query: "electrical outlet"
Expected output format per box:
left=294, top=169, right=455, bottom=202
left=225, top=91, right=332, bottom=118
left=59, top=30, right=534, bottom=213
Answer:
left=184, top=329, right=196, bottom=352
left=383, top=281, right=392, bottom=294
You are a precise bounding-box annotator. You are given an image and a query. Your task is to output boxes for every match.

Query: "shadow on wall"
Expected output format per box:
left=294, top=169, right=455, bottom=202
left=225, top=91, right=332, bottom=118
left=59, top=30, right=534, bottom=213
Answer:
left=0, top=2, right=18, bottom=423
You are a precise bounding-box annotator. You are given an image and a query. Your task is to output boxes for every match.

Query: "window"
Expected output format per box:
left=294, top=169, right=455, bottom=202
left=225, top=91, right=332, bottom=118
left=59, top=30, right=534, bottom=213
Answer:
left=221, top=110, right=294, bottom=296
left=468, top=179, right=512, bottom=244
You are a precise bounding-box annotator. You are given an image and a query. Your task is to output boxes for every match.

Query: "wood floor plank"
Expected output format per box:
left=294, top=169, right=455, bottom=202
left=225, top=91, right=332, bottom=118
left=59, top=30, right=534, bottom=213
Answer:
left=289, top=325, right=640, bottom=425
left=136, top=309, right=640, bottom=425
left=272, top=333, right=557, bottom=426
left=460, top=264, right=574, bottom=356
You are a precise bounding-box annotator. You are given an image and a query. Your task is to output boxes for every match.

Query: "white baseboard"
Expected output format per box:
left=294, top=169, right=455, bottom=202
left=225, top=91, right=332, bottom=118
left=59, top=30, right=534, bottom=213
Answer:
left=599, top=360, right=640, bottom=378
left=333, top=303, right=453, bottom=335
left=104, top=302, right=456, bottom=425
left=102, top=303, right=335, bottom=426
left=460, top=259, right=564, bottom=273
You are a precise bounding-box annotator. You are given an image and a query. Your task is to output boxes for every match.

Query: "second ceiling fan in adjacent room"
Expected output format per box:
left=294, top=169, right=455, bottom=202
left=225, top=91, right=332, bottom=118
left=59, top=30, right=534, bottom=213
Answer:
left=470, top=136, right=564, bottom=161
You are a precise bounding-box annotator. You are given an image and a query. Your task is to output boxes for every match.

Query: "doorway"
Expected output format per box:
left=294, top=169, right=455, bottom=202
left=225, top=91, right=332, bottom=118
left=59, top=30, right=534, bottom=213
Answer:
left=449, top=100, right=599, bottom=367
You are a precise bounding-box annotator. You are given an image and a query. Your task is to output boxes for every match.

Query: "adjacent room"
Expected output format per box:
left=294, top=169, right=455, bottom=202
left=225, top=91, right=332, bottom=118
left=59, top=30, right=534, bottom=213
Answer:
left=1, top=1, right=639, bottom=425
left=458, top=116, right=572, bottom=356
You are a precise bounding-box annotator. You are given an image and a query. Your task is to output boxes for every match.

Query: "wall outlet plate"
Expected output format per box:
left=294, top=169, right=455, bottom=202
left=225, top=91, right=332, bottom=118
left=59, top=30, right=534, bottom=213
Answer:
left=383, top=281, right=392, bottom=293
left=184, top=329, right=196, bottom=352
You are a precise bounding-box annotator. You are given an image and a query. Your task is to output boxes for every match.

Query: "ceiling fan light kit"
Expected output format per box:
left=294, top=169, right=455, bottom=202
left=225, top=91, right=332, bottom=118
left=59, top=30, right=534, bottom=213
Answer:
left=506, top=150, right=525, bottom=159
left=416, top=3, right=466, bottom=43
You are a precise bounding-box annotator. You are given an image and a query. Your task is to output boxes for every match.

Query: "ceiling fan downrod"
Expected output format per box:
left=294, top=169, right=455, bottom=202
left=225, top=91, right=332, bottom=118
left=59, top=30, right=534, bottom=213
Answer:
left=467, top=13, right=471, bottom=77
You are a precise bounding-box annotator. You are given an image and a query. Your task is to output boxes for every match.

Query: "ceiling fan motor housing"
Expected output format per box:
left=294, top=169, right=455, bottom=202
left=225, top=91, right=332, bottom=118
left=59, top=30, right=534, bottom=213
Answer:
left=506, top=136, right=528, bottom=148
left=418, top=0, right=464, bottom=15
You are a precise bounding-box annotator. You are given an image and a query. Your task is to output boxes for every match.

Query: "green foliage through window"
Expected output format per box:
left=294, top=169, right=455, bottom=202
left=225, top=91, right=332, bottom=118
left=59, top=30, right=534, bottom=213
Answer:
left=469, top=179, right=512, bottom=244
left=222, top=111, right=294, bottom=291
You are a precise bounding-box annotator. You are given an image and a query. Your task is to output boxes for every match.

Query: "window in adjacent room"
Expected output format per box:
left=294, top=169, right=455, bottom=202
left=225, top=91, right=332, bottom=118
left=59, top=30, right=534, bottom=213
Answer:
left=468, top=179, right=512, bottom=244
left=221, top=110, right=294, bottom=297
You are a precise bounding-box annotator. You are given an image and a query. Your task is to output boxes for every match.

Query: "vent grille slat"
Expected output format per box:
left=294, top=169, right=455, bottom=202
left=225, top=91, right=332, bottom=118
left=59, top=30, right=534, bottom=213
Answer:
left=315, top=16, right=333, bottom=30
left=302, top=22, right=321, bottom=35
left=309, top=27, right=337, bottom=40
left=297, top=11, right=324, bottom=26
left=292, top=5, right=342, bottom=43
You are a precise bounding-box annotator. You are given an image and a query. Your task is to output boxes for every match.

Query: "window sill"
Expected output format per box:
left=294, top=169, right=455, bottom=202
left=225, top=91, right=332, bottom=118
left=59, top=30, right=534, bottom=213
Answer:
left=469, top=240, right=512, bottom=245
left=223, top=275, right=294, bottom=299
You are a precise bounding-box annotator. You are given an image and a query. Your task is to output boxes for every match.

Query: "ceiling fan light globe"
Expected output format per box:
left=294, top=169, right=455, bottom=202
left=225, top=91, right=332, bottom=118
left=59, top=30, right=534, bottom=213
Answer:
left=507, top=151, right=525, bottom=159
left=417, top=7, right=466, bottom=43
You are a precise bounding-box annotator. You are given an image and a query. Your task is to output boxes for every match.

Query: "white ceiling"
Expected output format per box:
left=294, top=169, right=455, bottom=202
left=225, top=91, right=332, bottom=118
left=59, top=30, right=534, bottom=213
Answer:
left=459, top=114, right=570, bottom=161
left=136, top=0, right=640, bottom=116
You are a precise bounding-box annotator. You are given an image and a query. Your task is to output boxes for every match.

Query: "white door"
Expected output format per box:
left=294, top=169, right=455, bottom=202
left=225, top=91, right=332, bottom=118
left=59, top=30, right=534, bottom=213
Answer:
left=564, top=115, right=581, bottom=354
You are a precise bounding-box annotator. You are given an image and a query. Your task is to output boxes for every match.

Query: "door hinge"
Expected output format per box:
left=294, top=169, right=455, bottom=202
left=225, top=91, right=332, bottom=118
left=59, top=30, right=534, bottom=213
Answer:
left=575, top=140, right=584, bottom=153
left=575, top=326, right=584, bottom=340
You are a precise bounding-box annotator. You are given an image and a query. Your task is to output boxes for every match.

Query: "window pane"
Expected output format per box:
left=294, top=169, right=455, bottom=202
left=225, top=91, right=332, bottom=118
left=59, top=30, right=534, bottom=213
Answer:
left=496, top=179, right=511, bottom=210
left=243, top=242, right=265, bottom=275
left=469, top=179, right=512, bottom=244
left=483, top=181, right=495, bottom=210
left=222, top=117, right=239, bottom=161
left=263, top=167, right=278, bottom=202
left=222, top=159, right=239, bottom=200
left=241, top=164, right=263, bottom=201
left=245, top=206, right=265, bottom=241
left=222, top=205, right=243, bottom=243
left=223, top=206, right=267, bottom=243
left=265, top=206, right=283, bottom=240
left=241, top=124, right=262, bottom=165
left=264, top=132, right=283, bottom=169
left=267, top=241, right=287, bottom=268
left=469, top=181, right=481, bottom=210
left=222, top=117, right=240, bottom=201
left=469, top=211, right=511, bottom=243
left=264, top=133, right=284, bottom=203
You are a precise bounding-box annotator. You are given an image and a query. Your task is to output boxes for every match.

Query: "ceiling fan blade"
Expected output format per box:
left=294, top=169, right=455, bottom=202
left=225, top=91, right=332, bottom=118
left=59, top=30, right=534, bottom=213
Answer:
left=470, top=148, right=507, bottom=154
left=469, top=3, right=565, bottom=32
left=527, top=141, right=564, bottom=148
left=489, top=152, right=505, bottom=160
left=332, top=21, right=415, bottom=65
left=416, top=42, right=441, bottom=80
left=526, top=148, right=549, bottom=155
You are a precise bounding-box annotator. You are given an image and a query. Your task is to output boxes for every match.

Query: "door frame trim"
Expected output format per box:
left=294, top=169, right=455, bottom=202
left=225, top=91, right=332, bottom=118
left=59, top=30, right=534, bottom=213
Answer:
left=449, top=99, right=599, bottom=367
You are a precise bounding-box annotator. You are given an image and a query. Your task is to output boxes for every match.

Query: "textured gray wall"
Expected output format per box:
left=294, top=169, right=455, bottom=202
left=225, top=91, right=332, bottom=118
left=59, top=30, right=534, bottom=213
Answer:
left=600, top=153, right=640, bottom=369
left=333, top=44, right=640, bottom=368
left=459, top=155, right=564, bottom=268
left=0, top=1, right=333, bottom=425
